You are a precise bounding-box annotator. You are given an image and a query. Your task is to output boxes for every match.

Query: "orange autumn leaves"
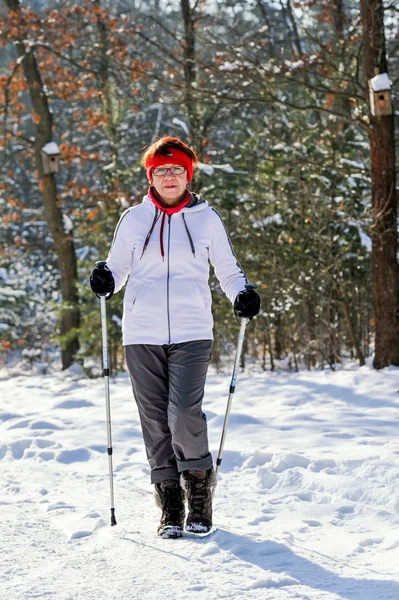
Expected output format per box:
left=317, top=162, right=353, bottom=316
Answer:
left=0, top=1, right=141, bottom=139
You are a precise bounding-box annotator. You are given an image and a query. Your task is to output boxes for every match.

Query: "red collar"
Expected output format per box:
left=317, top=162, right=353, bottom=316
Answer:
left=148, top=187, right=192, bottom=215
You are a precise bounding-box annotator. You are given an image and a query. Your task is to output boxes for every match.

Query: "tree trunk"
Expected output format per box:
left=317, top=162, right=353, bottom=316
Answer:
left=262, top=333, right=267, bottom=371
left=266, top=321, right=275, bottom=372
left=180, top=0, right=202, bottom=185
left=274, top=313, right=283, bottom=359
left=360, top=0, right=399, bottom=368
left=342, top=297, right=365, bottom=366
left=5, top=0, right=80, bottom=369
left=306, top=295, right=316, bottom=368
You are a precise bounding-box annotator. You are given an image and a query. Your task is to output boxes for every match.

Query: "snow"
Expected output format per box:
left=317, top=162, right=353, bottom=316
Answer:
left=369, top=73, right=391, bottom=92
left=272, top=142, right=291, bottom=153
left=349, top=220, right=372, bottom=251
left=197, top=162, right=215, bottom=176
left=284, top=59, right=305, bottom=70
left=2, top=362, right=399, bottom=599
left=340, top=158, right=366, bottom=170
left=253, top=214, right=283, bottom=229
left=172, top=117, right=190, bottom=136
left=197, top=163, right=242, bottom=176
left=41, top=142, right=60, bottom=156
left=63, top=214, right=73, bottom=234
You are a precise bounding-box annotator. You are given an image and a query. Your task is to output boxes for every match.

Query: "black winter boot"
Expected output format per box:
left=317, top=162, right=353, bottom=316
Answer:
left=154, top=479, right=185, bottom=539
left=183, top=468, right=215, bottom=533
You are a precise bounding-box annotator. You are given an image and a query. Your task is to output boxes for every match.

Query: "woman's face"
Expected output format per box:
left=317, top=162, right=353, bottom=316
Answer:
left=151, top=163, right=188, bottom=205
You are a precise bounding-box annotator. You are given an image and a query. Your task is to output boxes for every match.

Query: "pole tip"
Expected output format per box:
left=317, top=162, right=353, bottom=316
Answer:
left=111, top=508, right=117, bottom=526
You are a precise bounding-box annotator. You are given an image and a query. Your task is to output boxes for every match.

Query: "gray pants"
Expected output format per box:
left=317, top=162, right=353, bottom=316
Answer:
left=125, top=340, right=213, bottom=484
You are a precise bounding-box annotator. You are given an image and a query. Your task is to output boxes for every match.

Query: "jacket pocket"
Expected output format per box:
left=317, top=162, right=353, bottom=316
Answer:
left=132, top=284, right=144, bottom=310
left=191, top=279, right=207, bottom=310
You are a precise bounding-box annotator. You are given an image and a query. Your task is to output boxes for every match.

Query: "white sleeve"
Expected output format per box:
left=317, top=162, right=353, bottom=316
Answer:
left=208, top=208, right=248, bottom=304
left=105, top=209, right=134, bottom=294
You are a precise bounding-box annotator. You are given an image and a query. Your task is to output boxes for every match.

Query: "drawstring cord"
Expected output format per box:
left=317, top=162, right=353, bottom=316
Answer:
left=182, top=213, right=195, bottom=257
left=140, top=211, right=197, bottom=259
left=159, top=211, right=167, bottom=259
left=140, top=197, right=196, bottom=259
left=140, top=208, right=160, bottom=259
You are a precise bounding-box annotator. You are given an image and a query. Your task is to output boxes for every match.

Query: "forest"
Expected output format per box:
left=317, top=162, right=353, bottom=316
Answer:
left=0, top=0, right=398, bottom=374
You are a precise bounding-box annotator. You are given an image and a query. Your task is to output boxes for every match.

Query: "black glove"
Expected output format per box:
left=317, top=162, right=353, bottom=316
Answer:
left=90, top=263, right=115, bottom=300
left=234, top=288, right=261, bottom=321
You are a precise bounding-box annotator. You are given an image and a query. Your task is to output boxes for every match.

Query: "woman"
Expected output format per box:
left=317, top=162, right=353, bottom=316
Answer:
left=90, top=136, right=260, bottom=538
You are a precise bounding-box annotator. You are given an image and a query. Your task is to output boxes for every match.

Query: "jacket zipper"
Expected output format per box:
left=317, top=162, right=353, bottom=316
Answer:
left=167, top=214, right=172, bottom=343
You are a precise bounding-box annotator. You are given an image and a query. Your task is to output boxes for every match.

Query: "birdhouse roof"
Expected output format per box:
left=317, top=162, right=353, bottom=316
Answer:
left=369, top=73, right=391, bottom=92
left=41, top=142, right=60, bottom=155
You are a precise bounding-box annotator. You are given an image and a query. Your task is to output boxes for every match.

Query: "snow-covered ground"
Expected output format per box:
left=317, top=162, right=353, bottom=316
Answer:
left=2, top=361, right=399, bottom=599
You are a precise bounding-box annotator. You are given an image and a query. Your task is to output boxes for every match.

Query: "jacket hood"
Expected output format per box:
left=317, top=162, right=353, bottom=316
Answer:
left=142, top=192, right=208, bottom=214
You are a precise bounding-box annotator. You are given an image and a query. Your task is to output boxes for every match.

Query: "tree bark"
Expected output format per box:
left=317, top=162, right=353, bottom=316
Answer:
left=274, top=312, right=283, bottom=359
left=5, top=0, right=80, bottom=369
left=180, top=0, right=202, bottom=184
left=360, top=0, right=399, bottom=368
left=341, top=297, right=365, bottom=366
left=306, top=294, right=316, bottom=368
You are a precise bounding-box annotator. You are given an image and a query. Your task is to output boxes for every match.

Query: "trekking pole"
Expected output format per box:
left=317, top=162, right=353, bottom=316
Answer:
left=215, top=285, right=255, bottom=478
left=96, top=260, right=117, bottom=526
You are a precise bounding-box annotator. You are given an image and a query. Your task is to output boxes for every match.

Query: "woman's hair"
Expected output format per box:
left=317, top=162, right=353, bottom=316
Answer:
left=141, top=136, right=198, bottom=168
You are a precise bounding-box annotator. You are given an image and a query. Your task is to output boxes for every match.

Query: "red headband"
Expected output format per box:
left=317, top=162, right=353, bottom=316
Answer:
left=146, top=148, right=194, bottom=183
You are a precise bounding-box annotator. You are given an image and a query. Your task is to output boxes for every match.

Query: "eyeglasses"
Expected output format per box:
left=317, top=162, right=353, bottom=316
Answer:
left=152, top=166, right=186, bottom=177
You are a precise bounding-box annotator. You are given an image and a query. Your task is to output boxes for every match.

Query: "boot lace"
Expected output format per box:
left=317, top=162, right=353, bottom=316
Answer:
left=187, top=475, right=209, bottom=517
left=159, top=482, right=183, bottom=522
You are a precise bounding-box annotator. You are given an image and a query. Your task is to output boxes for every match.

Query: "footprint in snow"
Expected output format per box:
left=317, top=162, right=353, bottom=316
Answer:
left=0, top=412, right=21, bottom=423
left=126, top=447, right=139, bottom=456
left=353, top=538, right=383, bottom=554
left=30, top=421, right=63, bottom=430
left=302, top=520, right=322, bottom=527
left=37, top=451, right=55, bottom=461
left=323, top=431, right=355, bottom=439
left=7, top=419, right=32, bottom=429
left=8, top=419, right=62, bottom=431
left=115, top=461, right=135, bottom=473
left=33, top=438, right=56, bottom=449
left=53, top=399, right=95, bottom=409
left=7, top=439, right=34, bottom=459
left=47, top=501, right=76, bottom=512
left=70, top=513, right=106, bottom=540
left=358, top=537, right=383, bottom=548
left=89, top=444, right=108, bottom=454
left=332, top=506, right=355, bottom=523
left=248, top=515, right=275, bottom=525
left=338, top=505, right=355, bottom=515
left=186, top=585, right=206, bottom=591
left=70, top=530, right=93, bottom=540
left=56, top=448, right=91, bottom=464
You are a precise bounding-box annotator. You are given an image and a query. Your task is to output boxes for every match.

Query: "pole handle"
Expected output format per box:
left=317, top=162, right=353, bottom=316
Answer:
left=94, top=261, right=113, bottom=300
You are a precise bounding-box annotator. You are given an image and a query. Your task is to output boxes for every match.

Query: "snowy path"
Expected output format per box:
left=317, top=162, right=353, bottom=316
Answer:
left=2, top=364, right=399, bottom=599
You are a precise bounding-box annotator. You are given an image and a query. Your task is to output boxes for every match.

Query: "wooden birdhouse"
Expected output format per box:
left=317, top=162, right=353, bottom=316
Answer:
left=368, top=73, right=392, bottom=117
left=41, top=141, right=61, bottom=174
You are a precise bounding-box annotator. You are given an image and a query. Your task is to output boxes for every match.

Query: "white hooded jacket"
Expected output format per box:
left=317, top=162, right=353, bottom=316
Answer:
left=106, top=193, right=247, bottom=346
